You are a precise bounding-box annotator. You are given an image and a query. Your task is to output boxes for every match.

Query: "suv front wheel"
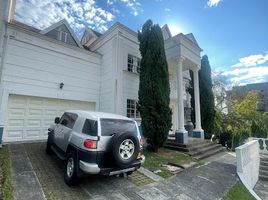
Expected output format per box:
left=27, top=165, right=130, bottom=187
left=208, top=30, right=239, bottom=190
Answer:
left=46, top=132, right=54, bottom=155
left=64, top=151, right=78, bottom=186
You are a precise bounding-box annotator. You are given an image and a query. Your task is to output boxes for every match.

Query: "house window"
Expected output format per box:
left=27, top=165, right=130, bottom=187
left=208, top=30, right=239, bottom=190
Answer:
left=128, top=54, right=141, bottom=73
left=58, top=31, right=68, bottom=43
left=127, top=99, right=140, bottom=118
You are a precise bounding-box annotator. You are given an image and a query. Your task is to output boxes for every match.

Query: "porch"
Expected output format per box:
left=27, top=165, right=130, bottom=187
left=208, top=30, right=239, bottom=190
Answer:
left=164, top=28, right=204, bottom=144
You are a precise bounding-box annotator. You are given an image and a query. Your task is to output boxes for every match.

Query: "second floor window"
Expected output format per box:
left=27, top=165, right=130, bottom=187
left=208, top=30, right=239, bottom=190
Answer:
left=128, top=54, right=141, bottom=73
left=58, top=31, right=68, bottom=43
left=127, top=99, right=140, bottom=118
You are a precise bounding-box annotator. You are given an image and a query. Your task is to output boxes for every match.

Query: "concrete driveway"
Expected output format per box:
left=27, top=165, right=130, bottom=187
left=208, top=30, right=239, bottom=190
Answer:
left=9, top=142, right=237, bottom=200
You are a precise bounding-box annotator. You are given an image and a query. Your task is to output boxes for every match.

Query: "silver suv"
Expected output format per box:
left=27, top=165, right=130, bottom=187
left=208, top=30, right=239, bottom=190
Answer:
left=46, top=110, right=145, bottom=185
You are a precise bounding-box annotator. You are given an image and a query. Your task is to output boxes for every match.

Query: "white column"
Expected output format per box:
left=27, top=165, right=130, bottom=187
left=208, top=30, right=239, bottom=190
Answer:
left=193, top=68, right=203, bottom=133
left=176, top=57, right=187, bottom=133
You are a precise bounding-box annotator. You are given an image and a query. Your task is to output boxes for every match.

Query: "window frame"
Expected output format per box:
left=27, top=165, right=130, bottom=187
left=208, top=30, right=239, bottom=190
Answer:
left=100, top=118, right=138, bottom=136
left=127, top=99, right=140, bottom=119
left=57, top=30, right=68, bottom=43
left=127, top=54, right=141, bottom=74
left=82, top=119, right=98, bottom=136
left=59, top=112, right=78, bottom=129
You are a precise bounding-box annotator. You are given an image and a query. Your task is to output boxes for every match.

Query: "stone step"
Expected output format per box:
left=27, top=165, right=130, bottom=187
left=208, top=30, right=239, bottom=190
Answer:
left=260, top=165, right=268, bottom=171
left=165, top=139, right=211, bottom=149
left=260, top=155, right=268, bottom=162
left=188, top=142, right=216, bottom=151
left=189, top=144, right=223, bottom=156
left=260, top=170, right=268, bottom=177
left=163, top=144, right=190, bottom=152
left=164, top=140, right=216, bottom=153
left=259, top=175, right=268, bottom=181
left=261, top=160, right=268, bottom=167
left=195, top=147, right=226, bottom=160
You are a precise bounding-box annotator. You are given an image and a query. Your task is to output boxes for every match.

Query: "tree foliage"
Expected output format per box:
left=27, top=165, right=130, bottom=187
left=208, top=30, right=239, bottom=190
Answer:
left=138, top=20, right=172, bottom=152
left=215, top=90, right=268, bottom=150
left=199, top=55, right=215, bottom=138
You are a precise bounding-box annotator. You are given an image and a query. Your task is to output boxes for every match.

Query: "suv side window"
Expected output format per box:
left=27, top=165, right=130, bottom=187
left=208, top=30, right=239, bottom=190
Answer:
left=60, top=112, right=78, bottom=129
left=82, top=119, right=98, bottom=136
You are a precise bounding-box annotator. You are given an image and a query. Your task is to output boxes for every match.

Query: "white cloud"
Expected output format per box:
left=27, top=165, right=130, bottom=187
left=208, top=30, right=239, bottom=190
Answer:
left=107, top=0, right=141, bottom=16
left=207, top=0, right=222, bottom=7
left=107, top=0, right=114, bottom=5
left=232, top=53, right=268, bottom=67
left=164, top=8, right=171, bottom=12
left=15, top=0, right=115, bottom=36
left=221, top=66, right=268, bottom=86
left=221, top=52, right=268, bottom=86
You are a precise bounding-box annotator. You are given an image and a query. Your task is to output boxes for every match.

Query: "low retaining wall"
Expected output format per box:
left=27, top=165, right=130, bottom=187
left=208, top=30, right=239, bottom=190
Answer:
left=236, top=140, right=261, bottom=200
left=248, top=137, right=268, bottom=155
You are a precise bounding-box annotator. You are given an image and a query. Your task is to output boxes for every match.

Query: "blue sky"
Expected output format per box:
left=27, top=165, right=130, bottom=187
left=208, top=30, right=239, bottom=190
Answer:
left=15, top=0, right=268, bottom=87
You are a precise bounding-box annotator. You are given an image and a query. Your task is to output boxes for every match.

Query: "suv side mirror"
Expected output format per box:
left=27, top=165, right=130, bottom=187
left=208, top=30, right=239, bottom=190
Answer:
left=54, top=117, right=60, bottom=124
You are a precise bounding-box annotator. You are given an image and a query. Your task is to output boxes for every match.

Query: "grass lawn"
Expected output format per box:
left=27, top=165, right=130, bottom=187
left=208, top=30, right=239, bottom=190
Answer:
left=223, top=181, right=256, bottom=200
left=0, top=145, right=13, bottom=200
left=143, top=147, right=198, bottom=178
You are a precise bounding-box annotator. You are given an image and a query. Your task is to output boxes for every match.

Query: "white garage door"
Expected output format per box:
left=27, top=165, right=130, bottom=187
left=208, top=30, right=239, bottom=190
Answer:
left=4, top=95, right=96, bottom=142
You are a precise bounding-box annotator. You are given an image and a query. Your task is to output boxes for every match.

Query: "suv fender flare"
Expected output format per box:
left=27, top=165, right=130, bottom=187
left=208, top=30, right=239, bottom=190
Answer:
left=65, top=144, right=84, bottom=177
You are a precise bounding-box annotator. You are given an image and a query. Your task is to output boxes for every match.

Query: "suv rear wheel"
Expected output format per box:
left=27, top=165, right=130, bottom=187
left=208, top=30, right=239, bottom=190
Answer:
left=112, top=132, right=140, bottom=167
left=64, top=151, right=78, bottom=186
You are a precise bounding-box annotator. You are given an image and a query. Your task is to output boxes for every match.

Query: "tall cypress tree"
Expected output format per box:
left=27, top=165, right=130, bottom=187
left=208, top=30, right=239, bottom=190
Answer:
left=138, top=20, right=172, bottom=152
left=199, top=55, right=215, bottom=138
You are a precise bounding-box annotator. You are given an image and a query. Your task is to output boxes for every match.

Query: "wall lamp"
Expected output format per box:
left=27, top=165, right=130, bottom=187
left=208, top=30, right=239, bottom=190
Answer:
left=59, top=82, right=64, bottom=89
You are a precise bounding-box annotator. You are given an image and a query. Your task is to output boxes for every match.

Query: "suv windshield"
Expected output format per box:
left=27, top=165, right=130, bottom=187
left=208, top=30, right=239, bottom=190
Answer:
left=100, top=119, right=137, bottom=136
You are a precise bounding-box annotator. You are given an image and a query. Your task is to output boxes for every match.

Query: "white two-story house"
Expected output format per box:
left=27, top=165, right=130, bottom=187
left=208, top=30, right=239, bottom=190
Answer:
left=0, top=0, right=203, bottom=144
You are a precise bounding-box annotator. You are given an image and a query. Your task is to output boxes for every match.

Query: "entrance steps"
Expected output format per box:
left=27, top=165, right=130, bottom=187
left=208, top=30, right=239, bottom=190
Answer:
left=259, top=154, right=268, bottom=181
left=164, top=137, right=226, bottom=160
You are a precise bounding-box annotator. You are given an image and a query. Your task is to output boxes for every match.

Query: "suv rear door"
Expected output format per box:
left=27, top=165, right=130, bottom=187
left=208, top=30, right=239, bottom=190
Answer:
left=54, top=112, right=78, bottom=151
left=98, top=119, right=138, bottom=151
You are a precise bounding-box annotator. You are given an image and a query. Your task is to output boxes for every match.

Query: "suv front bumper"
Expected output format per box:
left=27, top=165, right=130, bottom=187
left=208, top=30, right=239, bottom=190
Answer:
left=79, top=155, right=145, bottom=175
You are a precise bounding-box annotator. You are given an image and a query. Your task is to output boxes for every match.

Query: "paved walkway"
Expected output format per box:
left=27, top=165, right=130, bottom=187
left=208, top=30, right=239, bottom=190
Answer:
left=9, top=143, right=237, bottom=200
left=9, top=144, right=45, bottom=200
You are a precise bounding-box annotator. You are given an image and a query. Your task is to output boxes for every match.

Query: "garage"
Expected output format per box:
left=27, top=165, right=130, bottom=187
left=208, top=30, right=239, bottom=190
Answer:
left=4, top=94, right=96, bottom=142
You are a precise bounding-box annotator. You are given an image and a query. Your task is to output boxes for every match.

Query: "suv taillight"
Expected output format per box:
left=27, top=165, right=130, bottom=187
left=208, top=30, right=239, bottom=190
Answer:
left=84, top=139, right=97, bottom=149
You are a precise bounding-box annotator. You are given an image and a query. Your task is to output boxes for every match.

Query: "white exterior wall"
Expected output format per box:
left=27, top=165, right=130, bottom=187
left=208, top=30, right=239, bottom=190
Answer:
left=0, top=25, right=102, bottom=126
left=120, top=31, right=140, bottom=117
left=236, top=140, right=261, bottom=200
left=92, top=30, right=118, bottom=114
left=92, top=26, right=141, bottom=117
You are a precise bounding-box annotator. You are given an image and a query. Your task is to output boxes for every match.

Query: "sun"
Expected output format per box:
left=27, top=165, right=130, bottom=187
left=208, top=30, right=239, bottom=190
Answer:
left=168, top=24, right=184, bottom=36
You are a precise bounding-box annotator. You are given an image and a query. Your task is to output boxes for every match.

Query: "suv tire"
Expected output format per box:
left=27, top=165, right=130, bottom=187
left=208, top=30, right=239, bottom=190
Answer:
left=46, top=132, right=54, bottom=155
left=64, top=151, right=78, bottom=186
left=112, top=132, right=140, bottom=167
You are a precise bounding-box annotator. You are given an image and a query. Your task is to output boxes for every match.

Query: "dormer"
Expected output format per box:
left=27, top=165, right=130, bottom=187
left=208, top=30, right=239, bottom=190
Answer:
left=81, top=27, right=102, bottom=48
left=40, top=19, right=82, bottom=48
left=161, top=24, right=172, bottom=40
